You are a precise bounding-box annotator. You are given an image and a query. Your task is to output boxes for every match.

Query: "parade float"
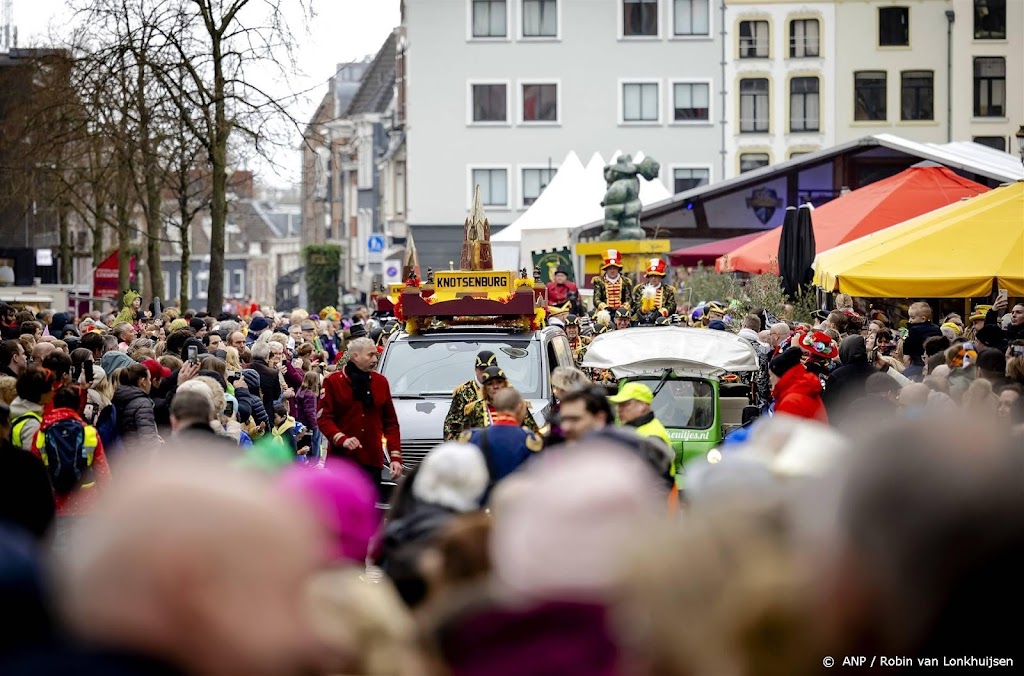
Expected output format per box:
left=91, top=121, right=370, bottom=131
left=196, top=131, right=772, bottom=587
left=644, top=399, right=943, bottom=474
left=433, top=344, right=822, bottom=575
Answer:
left=391, top=186, right=548, bottom=334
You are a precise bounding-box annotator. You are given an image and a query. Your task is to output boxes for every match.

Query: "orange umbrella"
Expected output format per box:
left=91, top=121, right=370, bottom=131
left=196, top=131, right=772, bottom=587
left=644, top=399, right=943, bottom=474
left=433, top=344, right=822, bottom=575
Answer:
left=716, top=166, right=989, bottom=274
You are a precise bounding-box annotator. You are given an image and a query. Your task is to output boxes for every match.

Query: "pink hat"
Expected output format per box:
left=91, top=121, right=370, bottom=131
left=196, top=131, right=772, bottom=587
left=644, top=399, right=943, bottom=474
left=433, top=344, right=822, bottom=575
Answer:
left=278, top=459, right=380, bottom=564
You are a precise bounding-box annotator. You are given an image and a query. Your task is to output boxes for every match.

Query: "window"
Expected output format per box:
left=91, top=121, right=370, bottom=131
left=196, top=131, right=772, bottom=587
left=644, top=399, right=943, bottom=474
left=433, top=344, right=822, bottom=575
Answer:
left=974, top=0, right=1006, bottom=39
left=522, top=83, right=558, bottom=122
left=472, top=0, right=507, bottom=37
left=523, top=0, right=557, bottom=37
left=395, top=161, right=406, bottom=215
left=233, top=270, right=245, bottom=297
left=673, top=167, right=709, bottom=192
left=623, top=0, right=658, bottom=37
left=672, top=82, right=709, bottom=121
left=789, top=77, right=820, bottom=132
left=196, top=271, right=209, bottom=298
left=878, top=7, right=909, bottom=46
left=973, top=57, right=1005, bottom=117
left=622, top=82, right=660, bottom=122
left=973, top=136, right=1006, bottom=151
left=471, top=83, right=507, bottom=122
left=739, top=153, right=770, bottom=173
left=674, top=0, right=709, bottom=36
left=854, top=71, right=887, bottom=121
left=739, top=78, right=769, bottom=132
left=900, top=70, right=933, bottom=121
left=522, top=167, right=556, bottom=206
left=471, top=168, right=508, bottom=207
left=739, top=20, right=769, bottom=58
left=789, top=19, right=819, bottom=57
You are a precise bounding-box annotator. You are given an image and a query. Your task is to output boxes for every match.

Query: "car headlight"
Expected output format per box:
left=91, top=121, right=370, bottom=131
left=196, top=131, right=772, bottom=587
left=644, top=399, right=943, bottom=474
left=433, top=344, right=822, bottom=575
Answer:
left=706, top=448, right=723, bottom=464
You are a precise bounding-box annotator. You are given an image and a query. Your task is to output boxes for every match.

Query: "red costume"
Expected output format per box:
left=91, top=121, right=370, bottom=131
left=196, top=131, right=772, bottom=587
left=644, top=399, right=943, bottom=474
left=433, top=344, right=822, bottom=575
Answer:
left=317, top=367, right=402, bottom=469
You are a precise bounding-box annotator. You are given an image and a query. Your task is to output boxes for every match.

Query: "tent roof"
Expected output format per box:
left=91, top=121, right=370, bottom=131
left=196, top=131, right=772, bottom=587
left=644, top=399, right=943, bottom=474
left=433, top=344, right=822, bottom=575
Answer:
left=717, top=165, right=989, bottom=274
left=493, top=151, right=672, bottom=243
left=812, top=181, right=1024, bottom=298
left=669, top=231, right=768, bottom=267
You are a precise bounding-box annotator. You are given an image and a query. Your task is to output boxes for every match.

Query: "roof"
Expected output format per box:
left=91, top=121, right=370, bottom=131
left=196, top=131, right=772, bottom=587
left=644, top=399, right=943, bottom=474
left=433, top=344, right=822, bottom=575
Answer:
left=159, top=199, right=291, bottom=259
left=813, top=182, right=1024, bottom=298
left=344, top=32, right=397, bottom=116
left=668, top=231, right=766, bottom=267
left=717, top=165, right=991, bottom=274
left=640, top=135, right=1024, bottom=220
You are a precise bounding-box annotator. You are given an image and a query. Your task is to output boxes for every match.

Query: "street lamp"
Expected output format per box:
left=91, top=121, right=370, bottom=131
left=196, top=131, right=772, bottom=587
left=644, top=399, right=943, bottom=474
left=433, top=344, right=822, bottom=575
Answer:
left=1016, top=125, right=1024, bottom=168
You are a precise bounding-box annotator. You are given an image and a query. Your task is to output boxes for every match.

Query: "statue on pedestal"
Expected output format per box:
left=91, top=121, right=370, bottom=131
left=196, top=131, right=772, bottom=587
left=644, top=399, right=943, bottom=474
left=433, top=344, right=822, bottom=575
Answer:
left=599, top=154, right=660, bottom=241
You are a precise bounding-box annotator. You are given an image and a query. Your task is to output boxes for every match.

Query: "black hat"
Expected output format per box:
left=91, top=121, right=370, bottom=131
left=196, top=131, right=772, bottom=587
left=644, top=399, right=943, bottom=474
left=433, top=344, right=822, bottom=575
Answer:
left=565, top=314, right=580, bottom=326
left=613, top=307, right=631, bottom=319
left=481, top=365, right=507, bottom=384
left=654, top=316, right=671, bottom=326
left=475, top=350, right=497, bottom=369
left=770, top=346, right=804, bottom=377
left=348, top=323, right=367, bottom=340
left=554, top=266, right=568, bottom=275
left=975, top=325, right=1005, bottom=350
left=189, top=317, right=206, bottom=332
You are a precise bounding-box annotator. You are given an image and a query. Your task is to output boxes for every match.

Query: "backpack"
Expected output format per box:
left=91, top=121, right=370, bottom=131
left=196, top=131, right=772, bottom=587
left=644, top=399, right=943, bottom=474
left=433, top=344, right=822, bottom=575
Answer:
left=37, top=419, right=96, bottom=495
left=94, top=404, right=120, bottom=453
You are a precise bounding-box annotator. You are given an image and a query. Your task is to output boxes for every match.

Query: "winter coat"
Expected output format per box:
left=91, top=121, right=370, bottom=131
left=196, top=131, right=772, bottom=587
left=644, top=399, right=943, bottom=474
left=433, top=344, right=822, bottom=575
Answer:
left=902, top=321, right=942, bottom=362
left=375, top=501, right=458, bottom=606
left=250, top=358, right=281, bottom=417
left=111, top=386, right=160, bottom=451
left=294, top=389, right=318, bottom=432
left=823, top=336, right=878, bottom=419
left=317, top=367, right=401, bottom=468
left=0, top=438, right=55, bottom=540
left=30, top=407, right=111, bottom=516
left=772, top=365, right=828, bottom=423
left=234, top=386, right=269, bottom=429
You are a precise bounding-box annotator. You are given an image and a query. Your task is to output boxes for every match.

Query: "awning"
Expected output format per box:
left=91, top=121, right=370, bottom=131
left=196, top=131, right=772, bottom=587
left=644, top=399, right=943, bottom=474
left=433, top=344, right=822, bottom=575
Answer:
left=813, top=182, right=1024, bottom=298
left=717, top=166, right=989, bottom=274
left=668, top=231, right=768, bottom=267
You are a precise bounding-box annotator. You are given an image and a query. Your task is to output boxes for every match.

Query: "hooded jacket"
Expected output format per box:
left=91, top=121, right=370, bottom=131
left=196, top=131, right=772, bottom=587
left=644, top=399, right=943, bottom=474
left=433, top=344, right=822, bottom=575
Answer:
left=772, top=365, right=828, bottom=422
left=111, top=385, right=160, bottom=450
left=823, top=335, right=878, bottom=419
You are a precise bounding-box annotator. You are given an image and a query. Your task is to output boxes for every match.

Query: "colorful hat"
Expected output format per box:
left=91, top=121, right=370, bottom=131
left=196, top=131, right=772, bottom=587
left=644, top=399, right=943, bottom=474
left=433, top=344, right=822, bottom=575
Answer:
left=799, top=331, right=839, bottom=360
left=608, top=382, right=654, bottom=405
left=940, top=321, right=963, bottom=336
left=481, top=365, right=507, bottom=384
left=645, top=258, right=667, bottom=276
left=601, top=249, right=623, bottom=270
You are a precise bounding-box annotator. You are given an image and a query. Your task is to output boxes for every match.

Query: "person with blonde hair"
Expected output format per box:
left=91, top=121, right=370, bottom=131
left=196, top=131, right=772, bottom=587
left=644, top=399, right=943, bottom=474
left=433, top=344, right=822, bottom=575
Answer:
left=224, top=346, right=243, bottom=374
left=0, top=374, right=16, bottom=405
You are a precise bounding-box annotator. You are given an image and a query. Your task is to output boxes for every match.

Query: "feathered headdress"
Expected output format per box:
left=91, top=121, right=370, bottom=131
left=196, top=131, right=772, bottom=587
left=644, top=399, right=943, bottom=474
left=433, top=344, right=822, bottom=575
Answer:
left=594, top=309, right=611, bottom=327
left=641, top=287, right=657, bottom=314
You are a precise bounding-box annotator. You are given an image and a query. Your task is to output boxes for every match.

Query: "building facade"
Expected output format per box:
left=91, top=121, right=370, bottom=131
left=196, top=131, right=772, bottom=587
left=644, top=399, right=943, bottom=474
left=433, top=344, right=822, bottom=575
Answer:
left=723, top=0, right=1022, bottom=179
left=404, top=0, right=725, bottom=264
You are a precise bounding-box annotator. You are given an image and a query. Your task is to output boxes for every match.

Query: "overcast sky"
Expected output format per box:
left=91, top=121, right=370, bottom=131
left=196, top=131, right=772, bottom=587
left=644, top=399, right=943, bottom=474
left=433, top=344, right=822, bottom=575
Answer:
left=14, top=0, right=401, bottom=187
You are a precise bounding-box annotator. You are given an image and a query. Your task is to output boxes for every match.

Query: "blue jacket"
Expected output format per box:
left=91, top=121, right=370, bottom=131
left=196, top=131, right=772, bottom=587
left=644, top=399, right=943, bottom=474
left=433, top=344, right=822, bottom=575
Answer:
left=460, top=423, right=543, bottom=495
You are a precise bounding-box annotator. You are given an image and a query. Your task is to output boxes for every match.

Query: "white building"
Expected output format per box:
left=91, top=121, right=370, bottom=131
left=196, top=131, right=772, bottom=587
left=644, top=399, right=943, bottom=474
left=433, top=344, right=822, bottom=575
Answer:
left=723, top=0, right=1023, bottom=179
left=404, top=0, right=725, bottom=270
left=724, top=0, right=836, bottom=178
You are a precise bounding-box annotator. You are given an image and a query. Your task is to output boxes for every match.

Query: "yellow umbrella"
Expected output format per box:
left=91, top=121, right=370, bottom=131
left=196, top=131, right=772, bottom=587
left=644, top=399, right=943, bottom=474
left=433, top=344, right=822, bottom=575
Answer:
left=813, top=182, right=1024, bottom=298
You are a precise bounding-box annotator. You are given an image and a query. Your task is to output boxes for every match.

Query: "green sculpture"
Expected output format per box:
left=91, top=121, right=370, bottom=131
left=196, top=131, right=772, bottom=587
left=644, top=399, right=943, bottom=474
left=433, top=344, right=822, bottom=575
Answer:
left=599, top=154, right=660, bottom=241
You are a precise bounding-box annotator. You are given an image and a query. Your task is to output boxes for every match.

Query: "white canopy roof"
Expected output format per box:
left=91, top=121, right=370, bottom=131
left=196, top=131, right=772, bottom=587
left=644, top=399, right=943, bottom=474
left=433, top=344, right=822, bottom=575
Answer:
left=492, top=151, right=673, bottom=269
left=581, top=327, right=759, bottom=377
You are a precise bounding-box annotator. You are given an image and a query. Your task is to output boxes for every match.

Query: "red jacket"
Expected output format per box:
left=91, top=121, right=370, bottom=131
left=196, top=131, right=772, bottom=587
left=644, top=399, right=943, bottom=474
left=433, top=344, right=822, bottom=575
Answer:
left=545, top=281, right=578, bottom=307
left=317, top=368, right=402, bottom=468
left=772, top=366, right=828, bottom=423
left=31, top=408, right=111, bottom=516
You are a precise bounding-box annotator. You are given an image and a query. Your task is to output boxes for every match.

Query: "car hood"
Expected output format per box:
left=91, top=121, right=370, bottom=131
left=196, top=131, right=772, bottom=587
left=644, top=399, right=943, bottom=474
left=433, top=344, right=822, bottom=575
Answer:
left=393, top=396, right=548, bottom=441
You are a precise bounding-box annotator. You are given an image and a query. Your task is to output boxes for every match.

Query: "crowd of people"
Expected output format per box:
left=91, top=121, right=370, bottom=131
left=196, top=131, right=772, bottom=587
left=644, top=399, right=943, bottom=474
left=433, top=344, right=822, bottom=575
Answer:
left=0, top=280, right=1021, bottom=675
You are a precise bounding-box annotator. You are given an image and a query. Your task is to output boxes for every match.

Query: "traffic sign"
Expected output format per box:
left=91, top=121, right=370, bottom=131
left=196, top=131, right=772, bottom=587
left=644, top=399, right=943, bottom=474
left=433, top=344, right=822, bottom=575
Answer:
left=386, top=265, right=399, bottom=278
left=367, top=235, right=385, bottom=253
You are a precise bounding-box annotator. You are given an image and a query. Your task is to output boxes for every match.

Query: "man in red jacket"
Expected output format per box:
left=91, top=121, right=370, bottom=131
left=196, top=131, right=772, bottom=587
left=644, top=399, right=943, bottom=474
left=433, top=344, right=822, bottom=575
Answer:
left=317, top=337, right=403, bottom=489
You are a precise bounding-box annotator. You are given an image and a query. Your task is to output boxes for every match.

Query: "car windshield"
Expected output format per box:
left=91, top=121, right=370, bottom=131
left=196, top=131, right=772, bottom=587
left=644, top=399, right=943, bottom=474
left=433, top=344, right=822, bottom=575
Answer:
left=381, top=339, right=543, bottom=399
left=631, top=377, right=715, bottom=430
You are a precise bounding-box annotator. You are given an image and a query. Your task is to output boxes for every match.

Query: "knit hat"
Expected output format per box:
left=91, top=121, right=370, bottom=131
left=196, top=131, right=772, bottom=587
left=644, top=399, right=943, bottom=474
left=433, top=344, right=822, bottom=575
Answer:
left=241, top=369, right=261, bottom=392
left=975, top=325, right=1005, bottom=349
left=100, top=350, right=134, bottom=374
left=278, top=459, right=381, bottom=564
left=412, top=442, right=489, bottom=512
left=769, top=346, right=804, bottom=377
left=940, top=321, right=962, bottom=336
left=141, top=359, right=171, bottom=380
left=168, top=318, right=189, bottom=333
left=248, top=316, right=270, bottom=334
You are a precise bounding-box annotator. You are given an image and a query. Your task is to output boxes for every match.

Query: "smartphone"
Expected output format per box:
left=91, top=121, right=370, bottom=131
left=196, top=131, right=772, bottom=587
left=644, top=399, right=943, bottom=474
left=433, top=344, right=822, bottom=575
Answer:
left=84, top=360, right=94, bottom=384
left=1012, top=345, right=1024, bottom=357
left=997, top=288, right=1008, bottom=304
left=72, top=364, right=83, bottom=382
left=224, top=401, right=235, bottom=417
left=187, top=345, right=199, bottom=363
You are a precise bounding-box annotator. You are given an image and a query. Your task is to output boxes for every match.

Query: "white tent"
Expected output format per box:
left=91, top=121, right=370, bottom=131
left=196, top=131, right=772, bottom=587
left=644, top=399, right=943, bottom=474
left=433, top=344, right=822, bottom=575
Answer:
left=493, top=151, right=672, bottom=270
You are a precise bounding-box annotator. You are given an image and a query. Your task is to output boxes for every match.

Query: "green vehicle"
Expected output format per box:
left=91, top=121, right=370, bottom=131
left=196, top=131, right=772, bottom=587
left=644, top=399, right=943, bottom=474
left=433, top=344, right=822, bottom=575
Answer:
left=582, top=327, right=761, bottom=478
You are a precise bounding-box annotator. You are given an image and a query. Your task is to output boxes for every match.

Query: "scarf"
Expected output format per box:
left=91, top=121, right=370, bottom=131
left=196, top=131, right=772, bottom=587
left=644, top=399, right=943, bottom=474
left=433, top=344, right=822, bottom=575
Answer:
left=344, top=361, right=374, bottom=408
